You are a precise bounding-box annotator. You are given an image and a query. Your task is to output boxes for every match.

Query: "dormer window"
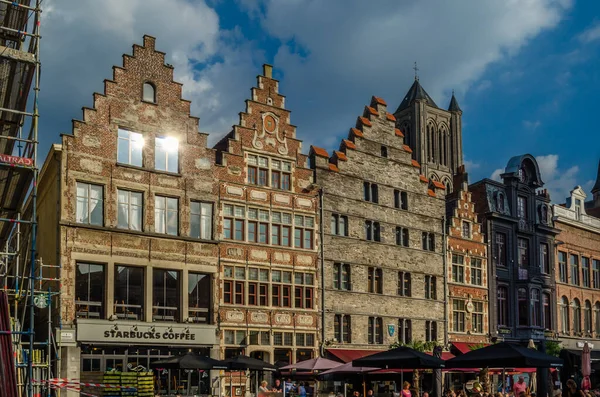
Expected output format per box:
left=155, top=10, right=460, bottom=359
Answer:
left=143, top=82, right=156, bottom=103
left=575, top=199, right=582, bottom=220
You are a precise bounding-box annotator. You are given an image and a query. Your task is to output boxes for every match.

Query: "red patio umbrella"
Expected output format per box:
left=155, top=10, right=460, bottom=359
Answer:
left=280, top=357, right=343, bottom=372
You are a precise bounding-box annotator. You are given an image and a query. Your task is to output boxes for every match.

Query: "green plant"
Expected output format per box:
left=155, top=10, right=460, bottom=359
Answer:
left=545, top=340, right=562, bottom=357
left=468, top=343, right=486, bottom=351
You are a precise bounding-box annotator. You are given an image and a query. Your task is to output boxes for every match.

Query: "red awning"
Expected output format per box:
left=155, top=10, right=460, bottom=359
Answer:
left=451, top=342, right=490, bottom=354
left=327, top=349, right=383, bottom=363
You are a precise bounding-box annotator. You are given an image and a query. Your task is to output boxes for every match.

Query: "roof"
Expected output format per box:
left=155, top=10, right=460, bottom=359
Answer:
left=448, top=93, right=462, bottom=112
left=311, top=146, right=329, bottom=158
left=373, top=96, right=387, bottom=106
left=593, top=159, right=600, bottom=193
left=432, top=180, right=446, bottom=190
left=395, top=79, right=438, bottom=112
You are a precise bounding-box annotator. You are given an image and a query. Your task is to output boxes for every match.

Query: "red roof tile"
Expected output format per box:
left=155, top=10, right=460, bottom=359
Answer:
left=311, top=146, right=329, bottom=158
left=366, top=106, right=378, bottom=116
left=432, top=180, right=446, bottom=190
left=419, top=175, right=429, bottom=183
left=411, top=159, right=420, bottom=168
left=334, top=151, right=348, bottom=161
left=395, top=128, right=405, bottom=137
left=427, top=189, right=436, bottom=197
left=343, top=139, right=356, bottom=149
left=359, top=116, right=372, bottom=127
left=328, top=163, right=339, bottom=172
left=372, top=96, right=387, bottom=106
left=386, top=113, right=396, bottom=122
left=350, top=127, right=363, bottom=138
left=403, top=145, right=413, bottom=153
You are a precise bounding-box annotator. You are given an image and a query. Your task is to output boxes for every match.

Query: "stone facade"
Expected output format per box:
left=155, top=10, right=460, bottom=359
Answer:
left=446, top=166, right=489, bottom=344
left=36, top=36, right=219, bottom=394
left=553, top=186, right=600, bottom=350
left=309, top=96, right=446, bottom=352
left=213, top=65, right=320, bottom=365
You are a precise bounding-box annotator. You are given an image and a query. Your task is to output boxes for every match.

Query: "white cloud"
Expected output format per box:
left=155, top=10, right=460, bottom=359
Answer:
left=472, top=80, right=492, bottom=93
left=464, top=159, right=480, bottom=171
left=523, top=120, right=542, bottom=130
left=578, top=22, right=600, bottom=43
left=490, top=168, right=503, bottom=182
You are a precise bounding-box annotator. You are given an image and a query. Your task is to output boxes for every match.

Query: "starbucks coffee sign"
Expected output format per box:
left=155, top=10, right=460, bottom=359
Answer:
left=76, top=319, right=216, bottom=345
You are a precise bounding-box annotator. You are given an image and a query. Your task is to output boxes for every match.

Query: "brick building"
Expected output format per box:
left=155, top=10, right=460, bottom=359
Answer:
left=36, top=36, right=219, bottom=394
left=213, top=65, right=320, bottom=367
left=553, top=186, right=600, bottom=352
left=309, top=95, right=446, bottom=359
left=446, top=166, right=489, bottom=347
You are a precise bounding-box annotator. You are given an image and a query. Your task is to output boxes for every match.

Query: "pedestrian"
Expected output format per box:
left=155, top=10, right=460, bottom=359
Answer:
left=402, top=382, right=412, bottom=397
left=514, top=377, right=528, bottom=397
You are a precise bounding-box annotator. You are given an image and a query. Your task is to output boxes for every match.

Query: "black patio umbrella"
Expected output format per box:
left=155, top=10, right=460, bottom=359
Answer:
left=150, top=352, right=228, bottom=370
left=224, top=355, right=277, bottom=371
left=445, top=342, right=564, bottom=369
left=353, top=346, right=445, bottom=369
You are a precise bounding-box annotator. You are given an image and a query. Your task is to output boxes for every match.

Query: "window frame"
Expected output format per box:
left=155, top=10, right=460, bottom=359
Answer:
left=76, top=182, right=104, bottom=226
left=117, top=189, right=143, bottom=231
left=190, top=201, right=213, bottom=240
left=117, top=128, right=143, bottom=167
left=142, top=82, right=156, bottom=103
left=451, top=254, right=465, bottom=283
left=154, top=136, right=179, bottom=173
left=154, top=195, right=179, bottom=236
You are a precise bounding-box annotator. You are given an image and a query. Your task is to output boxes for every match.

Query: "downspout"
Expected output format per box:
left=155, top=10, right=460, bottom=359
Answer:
left=319, top=187, right=326, bottom=356
left=442, top=215, right=448, bottom=347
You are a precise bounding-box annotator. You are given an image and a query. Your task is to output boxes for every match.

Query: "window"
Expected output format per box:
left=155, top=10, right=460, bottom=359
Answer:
left=117, top=129, right=143, bottom=167
left=452, top=254, right=465, bottom=283
left=155, top=196, right=178, bottom=235
left=381, top=145, right=388, bottom=158
left=143, top=82, right=156, bottom=103
left=334, top=314, right=351, bottom=343
left=117, top=189, right=142, bottom=231
left=453, top=299, right=466, bottom=332
left=190, top=201, right=213, bottom=239
left=223, top=266, right=245, bottom=305
left=271, top=270, right=291, bottom=307
left=249, top=331, right=271, bottom=346
left=397, top=272, right=411, bottom=297
left=595, top=302, right=600, bottom=336
left=471, top=258, right=482, bottom=286
left=422, top=232, right=435, bottom=251
left=394, top=190, right=408, bottom=210
left=540, top=243, right=549, bottom=274
left=424, top=276, right=436, bottom=299
left=543, top=293, right=551, bottom=330
left=247, top=155, right=268, bottom=186
left=518, top=288, right=528, bottom=326
left=368, top=267, right=383, bottom=294
left=594, top=260, right=600, bottom=289
left=425, top=321, right=437, bottom=342
left=517, top=196, right=527, bottom=219
left=76, top=182, right=103, bottom=226
left=271, top=159, right=292, bottom=190
left=333, top=263, right=351, bottom=291
left=223, top=205, right=245, bottom=241
left=398, top=318, right=412, bottom=344
left=530, top=289, right=541, bottom=327
left=153, top=269, right=180, bottom=322
left=462, top=221, right=471, bottom=238
left=248, top=267, right=269, bottom=307
left=560, top=296, right=570, bottom=334
left=114, top=265, right=144, bottom=320
left=294, top=273, right=314, bottom=309
left=296, top=333, right=315, bottom=347
left=518, top=238, right=529, bottom=267
left=331, top=214, right=348, bottom=236
left=585, top=300, right=593, bottom=334
left=575, top=199, right=582, bottom=220
left=498, top=287, right=508, bottom=326
left=583, top=257, right=591, bottom=288
left=363, top=182, right=378, bottom=203
left=75, top=263, right=105, bottom=319
left=365, top=220, right=381, bottom=242
left=559, top=252, right=567, bottom=283
left=472, top=302, right=484, bottom=333
left=155, top=136, right=179, bottom=173
left=188, top=272, right=211, bottom=323
left=294, top=215, right=314, bottom=249
left=571, top=254, right=580, bottom=285
left=271, top=211, right=292, bottom=246
left=573, top=298, right=582, bottom=334
left=368, top=317, right=383, bottom=344
left=248, top=209, right=269, bottom=244
left=495, top=232, right=507, bottom=267
left=396, top=227, right=409, bottom=247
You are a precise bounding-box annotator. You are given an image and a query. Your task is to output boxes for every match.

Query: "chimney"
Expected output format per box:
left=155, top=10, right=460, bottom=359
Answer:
left=263, top=64, right=273, bottom=78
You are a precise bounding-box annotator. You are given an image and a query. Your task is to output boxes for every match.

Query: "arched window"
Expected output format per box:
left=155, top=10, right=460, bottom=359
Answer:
left=143, top=82, right=156, bottom=103
left=438, top=131, right=443, bottom=165
left=573, top=298, right=581, bottom=334
left=560, top=296, right=570, bottom=334
left=595, top=302, right=600, bottom=337
left=531, top=289, right=540, bottom=327
left=585, top=300, right=592, bottom=334
left=427, top=122, right=435, bottom=162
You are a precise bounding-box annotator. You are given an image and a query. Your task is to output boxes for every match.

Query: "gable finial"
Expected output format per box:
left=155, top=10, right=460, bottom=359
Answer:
left=413, top=62, right=419, bottom=81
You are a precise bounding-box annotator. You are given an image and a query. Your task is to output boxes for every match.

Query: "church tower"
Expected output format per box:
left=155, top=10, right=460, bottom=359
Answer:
left=393, top=77, right=463, bottom=192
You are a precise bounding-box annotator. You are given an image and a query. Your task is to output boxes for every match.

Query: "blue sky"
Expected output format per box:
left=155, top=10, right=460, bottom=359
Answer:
left=40, top=0, right=599, bottom=202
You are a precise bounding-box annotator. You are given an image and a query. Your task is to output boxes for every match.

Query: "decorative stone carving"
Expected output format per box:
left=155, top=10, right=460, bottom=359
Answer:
left=227, top=186, right=244, bottom=197
left=297, top=315, right=313, bottom=326
left=251, top=312, right=268, bottom=323
left=226, top=311, right=244, bottom=322
left=251, top=190, right=268, bottom=200
left=274, top=194, right=290, bottom=204
left=274, top=313, right=292, bottom=325
left=251, top=250, right=268, bottom=260
left=274, top=252, right=290, bottom=262
left=296, top=198, right=312, bottom=208
left=226, top=248, right=243, bottom=257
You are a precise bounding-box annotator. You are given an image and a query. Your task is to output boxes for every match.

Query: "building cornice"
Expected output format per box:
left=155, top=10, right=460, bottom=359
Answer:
left=553, top=205, right=600, bottom=234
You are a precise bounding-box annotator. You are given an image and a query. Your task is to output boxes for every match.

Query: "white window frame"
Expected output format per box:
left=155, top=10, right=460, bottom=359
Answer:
left=117, top=128, right=143, bottom=166
left=190, top=201, right=213, bottom=239
left=76, top=182, right=103, bottom=226
left=155, top=136, right=179, bottom=173
left=155, top=196, right=178, bottom=235
left=117, top=189, right=143, bottom=231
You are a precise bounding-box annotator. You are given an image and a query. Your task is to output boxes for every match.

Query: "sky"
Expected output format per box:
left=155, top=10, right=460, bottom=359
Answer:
left=38, top=0, right=600, bottom=203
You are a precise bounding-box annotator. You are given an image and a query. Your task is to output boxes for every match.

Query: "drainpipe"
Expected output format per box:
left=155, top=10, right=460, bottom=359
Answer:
left=442, top=215, right=449, bottom=347
left=319, top=187, right=326, bottom=356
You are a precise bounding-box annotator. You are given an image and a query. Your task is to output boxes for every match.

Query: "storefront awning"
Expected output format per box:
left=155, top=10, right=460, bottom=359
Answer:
left=451, top=342, right=490, bottom=354
left=326, top=349, right=383, bottom=363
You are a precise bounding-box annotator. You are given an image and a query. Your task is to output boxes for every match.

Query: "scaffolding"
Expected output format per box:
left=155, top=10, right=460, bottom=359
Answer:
left=0, top=1, right=53, bottom=397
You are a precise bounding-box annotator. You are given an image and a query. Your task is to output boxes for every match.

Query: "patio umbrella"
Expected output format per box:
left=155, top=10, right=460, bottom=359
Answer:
left=582, top=342, right=592, bottom=378
left=353, top=346, right=445, bottom=369
left=224, top=355, right=277, bottom=397
left=321, top=362, right=379, bottom=397
left=280, top=357, right=342, bottom=372
left=528, top=340, right=537, bottom=394
left=445, top=342, right=563, bottom=369
left=150, top=352, right=228, bottom=370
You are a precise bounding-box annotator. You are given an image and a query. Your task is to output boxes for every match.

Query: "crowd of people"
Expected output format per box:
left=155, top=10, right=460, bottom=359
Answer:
left=258, top=378, right=311, bottom=397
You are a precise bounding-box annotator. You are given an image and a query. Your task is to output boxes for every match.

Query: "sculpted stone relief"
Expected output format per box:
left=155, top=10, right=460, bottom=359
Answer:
left=252, top=112, right=289, bottom=155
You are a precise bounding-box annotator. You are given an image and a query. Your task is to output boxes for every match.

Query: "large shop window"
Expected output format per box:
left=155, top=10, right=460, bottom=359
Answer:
left=117, top=189, right=143, bottom=231
left=114, top=265, right=144, bottom=320
left=190, top=201, right=213, bottom=240
left=155, top=136, right=179, bottom=173
left=188, top=272, right=211, bottom=324
left=155, top=196, right=178, bottom=235
left=76, top=263, right=105, bottom=319
left=153, top=269, right=180, bottom=322
left=76, top=182, right=103, bottom=226
left=117, top=129, right=143, bottom=167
